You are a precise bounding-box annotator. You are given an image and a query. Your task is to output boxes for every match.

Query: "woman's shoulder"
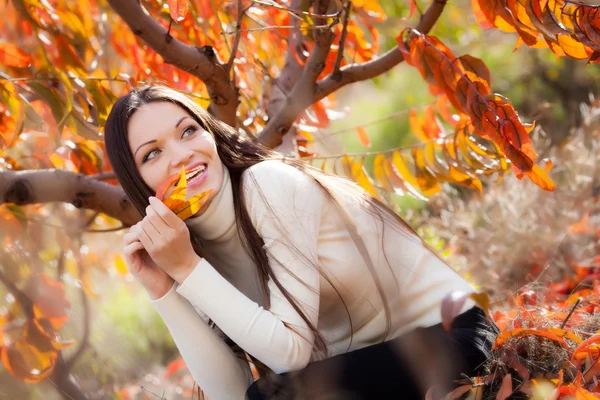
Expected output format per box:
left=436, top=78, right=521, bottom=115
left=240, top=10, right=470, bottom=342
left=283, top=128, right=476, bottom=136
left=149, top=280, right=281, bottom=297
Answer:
left=241, top=159, right=326, bottom=209
left=242, top=160, right=316, bottom=190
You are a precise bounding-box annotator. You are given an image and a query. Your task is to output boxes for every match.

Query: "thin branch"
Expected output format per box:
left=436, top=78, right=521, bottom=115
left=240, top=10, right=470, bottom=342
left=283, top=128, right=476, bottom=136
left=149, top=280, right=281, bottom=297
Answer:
left=251, top=0, right=340, bottom=18
left=332, top=1, right=352, bottom=80
left=316, top=100, right=434, bottom=140
left=0, top=261, right=34, bottom=318
left=65, top=242, right=91, bottom=372
left=226, top=0, right=247, bottom=75
left=314, top=0, right=448, bottom=102
left=106, top=0, right=239, bottom=126
left=0, top=169, right=141, bottom=226
left=222, top=23, right=333, bottom=34
left=302, top=132, right=457, bottom=160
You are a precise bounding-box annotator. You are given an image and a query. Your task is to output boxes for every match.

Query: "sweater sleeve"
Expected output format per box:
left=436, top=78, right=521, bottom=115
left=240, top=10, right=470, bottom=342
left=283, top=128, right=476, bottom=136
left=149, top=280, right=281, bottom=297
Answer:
left=149, top=282, right=254, bottom=400
left=176, top=160, right=325, bottom=373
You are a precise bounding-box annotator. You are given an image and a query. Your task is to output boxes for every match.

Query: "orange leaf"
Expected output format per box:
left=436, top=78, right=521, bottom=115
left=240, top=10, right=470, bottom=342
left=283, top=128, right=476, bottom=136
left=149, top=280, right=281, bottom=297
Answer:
left=164, top=357, right=187, bottom=379
left=356, top=126, right=371, bottom=148
left=0, top=43, right=32, bottom=68
left=494, top=328, right=568, bottom=350
left=30, top=273, right=71, bottom=330
left=156, top=166, right=213, bottom=221
left=168, top=0, right=189, bottom=22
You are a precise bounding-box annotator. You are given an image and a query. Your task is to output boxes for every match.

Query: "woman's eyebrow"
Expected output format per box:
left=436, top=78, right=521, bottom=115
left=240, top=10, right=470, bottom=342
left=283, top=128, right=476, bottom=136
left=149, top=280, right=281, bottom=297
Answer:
left=175, top=116, right=189, bottom=128
left=134, top=139, right=156, bottom=157
left=133, top=116, right=190, bottom=157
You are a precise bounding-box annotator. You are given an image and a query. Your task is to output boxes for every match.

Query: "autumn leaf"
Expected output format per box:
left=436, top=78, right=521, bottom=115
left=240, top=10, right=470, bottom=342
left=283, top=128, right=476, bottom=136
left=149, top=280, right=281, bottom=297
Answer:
left=113, top=253, right=129, bottom=276
left=167, top=0, right=189, bottom=22
left=28, top=273, right=71, bottom=330
left=156, top=166, right=212, bottom=221
left=0, top=42, right=32, bottom=68
left=356, top=126, right=371, bottom=148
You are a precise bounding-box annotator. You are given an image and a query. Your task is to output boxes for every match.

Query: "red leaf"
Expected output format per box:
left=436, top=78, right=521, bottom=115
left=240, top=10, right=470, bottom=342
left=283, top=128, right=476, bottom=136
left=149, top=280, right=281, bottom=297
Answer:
left=496, top=374, right=512, bottom=400
left=168, top=0, right=189, bottom=22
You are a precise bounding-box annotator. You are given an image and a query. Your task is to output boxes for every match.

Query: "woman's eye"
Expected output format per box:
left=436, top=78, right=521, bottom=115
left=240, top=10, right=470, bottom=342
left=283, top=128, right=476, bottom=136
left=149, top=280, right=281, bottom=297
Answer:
left=142, top=149, right=160, bottom=163
left=182, top=126, right=198, bottom=138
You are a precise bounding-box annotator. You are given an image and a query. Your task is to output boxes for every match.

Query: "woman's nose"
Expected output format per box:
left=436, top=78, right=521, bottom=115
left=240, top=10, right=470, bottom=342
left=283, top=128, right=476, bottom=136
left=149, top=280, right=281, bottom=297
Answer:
left=170, top=146, right=194, bottom=169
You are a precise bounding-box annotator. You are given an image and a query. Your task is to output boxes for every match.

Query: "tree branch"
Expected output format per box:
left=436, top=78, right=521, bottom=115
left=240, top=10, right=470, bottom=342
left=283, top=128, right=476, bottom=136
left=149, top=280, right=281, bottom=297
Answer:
left=314, top=0, right=448, bottom=102
left=0, top=169, right=141, bottom=226
left=332, top=1, right=352, bottom=80
left=225, top=0, right=246, bottom=76
left=106, top=0, right=239, bottom=127
left=258, top=0, right=336, bottom=148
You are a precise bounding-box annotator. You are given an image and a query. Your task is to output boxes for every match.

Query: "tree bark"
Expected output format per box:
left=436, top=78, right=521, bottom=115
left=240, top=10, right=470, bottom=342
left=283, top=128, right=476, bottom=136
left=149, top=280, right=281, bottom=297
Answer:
left=315, top=0, right=449, bottom=102
left=1, top=169, right=140, bottom=226
left=107, top=0, right=239, bottom=127
left=258, top=0, right=449, bottom=148
left=258, top=0, right=335, bottom=148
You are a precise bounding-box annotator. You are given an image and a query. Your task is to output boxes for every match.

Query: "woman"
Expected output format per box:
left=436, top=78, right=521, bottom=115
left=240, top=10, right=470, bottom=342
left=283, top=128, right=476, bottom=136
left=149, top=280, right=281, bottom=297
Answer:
left=104, top=86, right=498, bottom=400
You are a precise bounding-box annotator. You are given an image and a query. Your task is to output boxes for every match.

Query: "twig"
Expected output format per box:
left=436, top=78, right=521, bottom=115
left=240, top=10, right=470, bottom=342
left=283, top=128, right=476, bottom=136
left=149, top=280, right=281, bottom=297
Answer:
left=226, top=0, right=247, bottom=75
left=222, top=23, right=333, bottom=34
left=301, top=132, right=457, bottom=160
left=251, top=0, right=340, bottom=18
left=315, top=100, right=435, bottom=140
left=332, top=1, right=352, bottom=81
left=65, top=241, right=91, bottom=372
left=561, top=297, right=581, bottom=329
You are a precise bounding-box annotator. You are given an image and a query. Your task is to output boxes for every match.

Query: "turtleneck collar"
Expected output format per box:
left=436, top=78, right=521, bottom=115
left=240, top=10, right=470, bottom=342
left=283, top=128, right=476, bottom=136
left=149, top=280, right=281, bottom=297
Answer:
left=185, top=164, right=236, bottom=241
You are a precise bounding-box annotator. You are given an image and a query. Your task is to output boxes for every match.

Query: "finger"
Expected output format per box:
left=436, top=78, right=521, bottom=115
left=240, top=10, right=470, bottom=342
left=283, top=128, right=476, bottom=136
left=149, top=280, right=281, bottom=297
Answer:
left=141, top=217, right=161, bottom=244
left=137, top=222, right=154, bottom=248
left=123, top=231, right=141, bottom=246
left=145, top=204, right=173, bottom=234
left=123, top=241, right=144, bottom=257
left=149, top=196, right=181, bottom=229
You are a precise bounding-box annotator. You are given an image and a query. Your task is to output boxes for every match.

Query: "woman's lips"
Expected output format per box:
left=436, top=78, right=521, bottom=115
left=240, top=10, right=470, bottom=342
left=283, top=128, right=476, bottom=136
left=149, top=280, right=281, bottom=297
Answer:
left=187, top=165, right=208, bottom=189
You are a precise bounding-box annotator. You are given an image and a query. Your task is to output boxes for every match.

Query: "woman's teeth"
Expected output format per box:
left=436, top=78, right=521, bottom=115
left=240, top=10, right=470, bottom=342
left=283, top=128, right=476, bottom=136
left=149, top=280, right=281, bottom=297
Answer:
left=187, top=166, right=206, bottom=182
left=174, top=165, right=206, bottom=187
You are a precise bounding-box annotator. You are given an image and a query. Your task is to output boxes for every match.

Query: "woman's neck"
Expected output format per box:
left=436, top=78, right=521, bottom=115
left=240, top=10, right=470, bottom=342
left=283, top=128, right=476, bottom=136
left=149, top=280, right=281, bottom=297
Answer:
left=185, top=165, right=236, bottom=241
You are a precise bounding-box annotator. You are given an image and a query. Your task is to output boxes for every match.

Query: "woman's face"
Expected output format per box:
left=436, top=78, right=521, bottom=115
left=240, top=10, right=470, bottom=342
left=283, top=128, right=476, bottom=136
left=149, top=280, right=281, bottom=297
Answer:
left=127, top=101, right=224, bottom=213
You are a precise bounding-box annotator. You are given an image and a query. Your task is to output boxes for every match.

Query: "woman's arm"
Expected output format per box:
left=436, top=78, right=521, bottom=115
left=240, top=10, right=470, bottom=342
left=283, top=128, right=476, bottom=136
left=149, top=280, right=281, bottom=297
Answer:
left=176, top=160, right=326, bottom=373
left=150, top=282, right=254, bottom=399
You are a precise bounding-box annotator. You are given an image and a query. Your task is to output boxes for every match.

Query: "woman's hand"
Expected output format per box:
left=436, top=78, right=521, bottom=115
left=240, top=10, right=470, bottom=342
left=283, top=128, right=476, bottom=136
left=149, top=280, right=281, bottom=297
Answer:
left=136, top=196, right=201, bottom=284
left=123, top=226, right=174, bottom=300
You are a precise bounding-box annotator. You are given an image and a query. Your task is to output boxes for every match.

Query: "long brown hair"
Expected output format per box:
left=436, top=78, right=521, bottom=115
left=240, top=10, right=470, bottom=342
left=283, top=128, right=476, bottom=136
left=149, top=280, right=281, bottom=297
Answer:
left=103, top=85, right=433, bottom=379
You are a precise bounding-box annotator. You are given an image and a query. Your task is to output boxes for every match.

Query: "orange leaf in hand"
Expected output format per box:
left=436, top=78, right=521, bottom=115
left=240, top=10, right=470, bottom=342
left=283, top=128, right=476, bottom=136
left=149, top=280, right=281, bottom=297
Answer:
left=155, top=166, right=212, bottom=221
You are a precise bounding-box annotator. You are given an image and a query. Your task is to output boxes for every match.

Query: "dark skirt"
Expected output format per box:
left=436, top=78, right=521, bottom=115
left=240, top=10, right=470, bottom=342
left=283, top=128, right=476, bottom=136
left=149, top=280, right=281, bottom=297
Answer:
left=246, top=306, right=499, bottom=400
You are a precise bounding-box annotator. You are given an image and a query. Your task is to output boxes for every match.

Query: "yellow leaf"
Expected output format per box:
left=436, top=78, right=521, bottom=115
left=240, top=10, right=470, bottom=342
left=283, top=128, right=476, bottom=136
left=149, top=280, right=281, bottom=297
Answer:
left=373, top=155, right=392, bottom=191
left=341, top=156, right=380, bottom=199
left=557, top=34, right=590, bottom=59
left=391, top=151, right=426, bottom=199
left=114, top=253, right=128, bottom=276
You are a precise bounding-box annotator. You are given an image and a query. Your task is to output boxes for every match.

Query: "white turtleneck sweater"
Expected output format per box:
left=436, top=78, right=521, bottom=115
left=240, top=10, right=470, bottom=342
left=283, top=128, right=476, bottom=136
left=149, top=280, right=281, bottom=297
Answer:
left=150, top=160, right=476, bottom=400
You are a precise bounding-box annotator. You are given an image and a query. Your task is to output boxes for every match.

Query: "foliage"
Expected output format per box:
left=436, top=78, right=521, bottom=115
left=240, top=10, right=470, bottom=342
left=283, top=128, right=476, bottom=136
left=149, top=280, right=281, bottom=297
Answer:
left=424, top=101, right=600, bottom=399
